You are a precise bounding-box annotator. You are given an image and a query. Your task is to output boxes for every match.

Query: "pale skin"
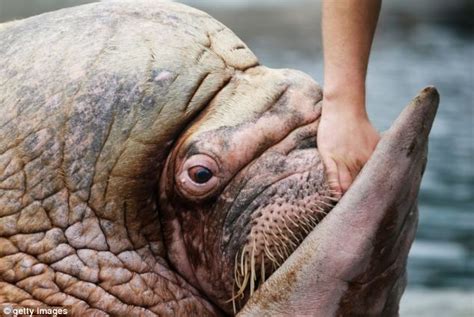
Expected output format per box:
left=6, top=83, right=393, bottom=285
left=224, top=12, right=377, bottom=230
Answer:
left=318, top=0, right=382, bottom=194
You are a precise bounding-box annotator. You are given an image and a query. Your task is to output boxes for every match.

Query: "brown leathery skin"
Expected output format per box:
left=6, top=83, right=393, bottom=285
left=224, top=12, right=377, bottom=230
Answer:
left=0, top=0, right=258, bottom=315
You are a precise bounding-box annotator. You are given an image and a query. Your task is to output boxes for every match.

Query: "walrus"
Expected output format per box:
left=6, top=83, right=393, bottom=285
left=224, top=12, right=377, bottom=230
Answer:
left=0, top=0, right=439, bottom=316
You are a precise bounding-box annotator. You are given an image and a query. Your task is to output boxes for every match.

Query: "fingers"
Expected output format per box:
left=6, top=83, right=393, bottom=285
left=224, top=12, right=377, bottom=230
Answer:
left=323, top=157, right=342, bottom=196
left=324, top=156, right=365, bottom=195
left=336, top=160, right=353, bottom=194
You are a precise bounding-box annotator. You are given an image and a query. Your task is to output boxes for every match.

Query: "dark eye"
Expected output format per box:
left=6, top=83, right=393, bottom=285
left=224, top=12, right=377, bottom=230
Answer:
left=178, top=154, right=219, bottom=198
left=188, top=166, right=213, bottom=184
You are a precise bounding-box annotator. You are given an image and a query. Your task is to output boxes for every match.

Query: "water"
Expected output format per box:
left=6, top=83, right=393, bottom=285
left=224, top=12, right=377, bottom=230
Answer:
left=1, top=0, right=473, bottom=314
left=368, top=25, right=474, bottom=290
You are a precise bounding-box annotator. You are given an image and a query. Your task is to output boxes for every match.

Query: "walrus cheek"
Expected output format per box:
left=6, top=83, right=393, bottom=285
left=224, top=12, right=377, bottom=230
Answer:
left=160, top=200, right=230, bottom=299
left=249, top=172, right=333, bottom=258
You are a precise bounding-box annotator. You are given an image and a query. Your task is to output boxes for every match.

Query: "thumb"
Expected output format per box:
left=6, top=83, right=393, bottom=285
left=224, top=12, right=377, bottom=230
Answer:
left=322, top=156, right=342, bottom=197
left=336, top=160, right=354, bottom=194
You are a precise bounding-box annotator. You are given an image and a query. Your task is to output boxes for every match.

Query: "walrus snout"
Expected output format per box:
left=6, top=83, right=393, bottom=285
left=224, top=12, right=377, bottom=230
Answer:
left=223, top=148, right=335, bottom=301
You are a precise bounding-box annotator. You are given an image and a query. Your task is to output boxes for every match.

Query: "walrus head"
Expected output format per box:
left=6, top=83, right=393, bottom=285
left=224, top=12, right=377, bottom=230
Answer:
left=159, top=66, right=334, bottom=311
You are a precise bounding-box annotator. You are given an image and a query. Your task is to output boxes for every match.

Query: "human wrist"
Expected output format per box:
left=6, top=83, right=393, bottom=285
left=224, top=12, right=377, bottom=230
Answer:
left=322, top=89, right=368, bottom=119
left=324, top=73, right=365, bottom=97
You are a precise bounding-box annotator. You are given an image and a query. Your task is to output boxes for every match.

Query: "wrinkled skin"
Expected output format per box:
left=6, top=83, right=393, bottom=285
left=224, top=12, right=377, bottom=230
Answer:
left=0, top=1, right=438, bottom=316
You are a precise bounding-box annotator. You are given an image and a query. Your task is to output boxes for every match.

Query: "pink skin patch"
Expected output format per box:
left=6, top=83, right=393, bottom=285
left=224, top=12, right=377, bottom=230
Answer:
left=154, top=70, right=173, bottom=82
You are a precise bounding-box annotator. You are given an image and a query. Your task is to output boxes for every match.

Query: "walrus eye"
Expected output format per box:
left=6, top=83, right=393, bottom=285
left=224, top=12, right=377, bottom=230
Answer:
left=188, top=166, right=213, bottom=184
left=177, top=154, right=220, bottom=198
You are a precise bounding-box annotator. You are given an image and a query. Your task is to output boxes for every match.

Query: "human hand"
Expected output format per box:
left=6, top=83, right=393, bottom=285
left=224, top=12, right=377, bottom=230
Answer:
left=317, top=96, right=380, bottom=196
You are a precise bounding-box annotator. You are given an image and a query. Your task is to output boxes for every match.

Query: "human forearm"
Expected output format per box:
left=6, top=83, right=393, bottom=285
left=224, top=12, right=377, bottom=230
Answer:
left=318, top=0, right=381, bottom=194
left=322, top=0, right=381, bottom=114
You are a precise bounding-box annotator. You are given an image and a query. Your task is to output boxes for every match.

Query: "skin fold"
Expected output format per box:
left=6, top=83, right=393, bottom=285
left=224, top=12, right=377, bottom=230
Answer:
left=0, top=0, right=438, bottom=316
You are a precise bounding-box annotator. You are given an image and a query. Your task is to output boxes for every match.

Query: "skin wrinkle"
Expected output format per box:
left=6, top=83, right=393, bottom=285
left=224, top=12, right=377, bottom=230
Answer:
left=87, top=97, right=117, bottom=202
left=102, top=84, right=146, bottom=186
left=0, top=129, right=38, bottom=158
left=58, top=278, right=143, bottom=314
left=2, top=255, right=87, bottom=307
left=184, top=72, right=211, bottom=112
left=122, top=201, right=136, bottom=252
left=207, top=28, right=230, bottom=68
left=43, top=246, right=187, bottom=310
left=0, top=157, right=14, bottom=182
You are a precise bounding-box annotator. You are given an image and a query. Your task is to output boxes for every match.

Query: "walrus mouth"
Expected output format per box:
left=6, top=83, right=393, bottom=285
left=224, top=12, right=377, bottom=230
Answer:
left=230, top=163, right=338, bottom=307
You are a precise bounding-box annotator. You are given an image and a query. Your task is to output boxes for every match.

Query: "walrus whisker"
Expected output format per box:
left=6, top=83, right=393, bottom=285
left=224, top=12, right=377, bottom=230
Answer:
left=307, top=210, right=320, bottom=225
left=286, top=213, right=301, bottom=229
left=234, top=252, right=241, bottom=287
left=319, top=200, right=335, bottom=208
left=279, top=225, right=298, bottom=249
left=272, top=259, right=278, bottom=271
left=233, top=251, right=250, bottom=300
left=282, top=216, right=300, bottom=246
left=301, top=217, right=314, bottom=233
left=309, top=202, right=325, bottom=212
left=283, top=244, right=292, bottom=259
left=278, top=240, right=290, bottom=259
left=306, top=215, right=318, bottom=227
left=240, top=246, right=246, bottom=277
left=291, top=217, right=307, bottom=241
left=297, top=218, right=311, bottom=234
left=312, top=210, right=323, bottom=223
left=275, top=245, right=286, bottom=261
left=250, top=238, right=257, bottom=296
left=244, top=250, right=249, bottom=282
left=260, top=253, right=266, bottom=283
left=298, top=209, right=314, bottom=231
left=232, top=288, right=237, bottom=314
left=270, top=230, right=286, bottom=250
left=324, top=195, right=340, bottom=202
left=263, top=233, right=278, bottom=264
left=276, top=224, right=285, bottom=236
left=307, top=212, right=318, bottom=226
left=229, top=250, right=247, bottom=307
